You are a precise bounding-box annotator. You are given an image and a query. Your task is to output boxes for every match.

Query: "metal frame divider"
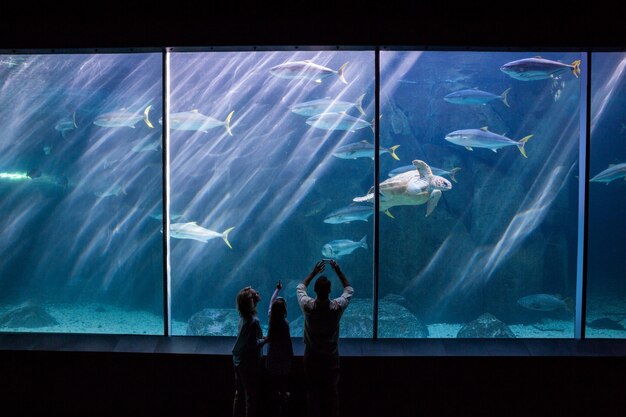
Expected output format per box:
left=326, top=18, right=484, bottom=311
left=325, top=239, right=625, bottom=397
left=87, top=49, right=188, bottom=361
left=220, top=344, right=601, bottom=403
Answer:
left=162, top=49, right=172, bottom=336
left=373, top=48, right=381, bottom=339
left=575, top=51, right=592, bottom=339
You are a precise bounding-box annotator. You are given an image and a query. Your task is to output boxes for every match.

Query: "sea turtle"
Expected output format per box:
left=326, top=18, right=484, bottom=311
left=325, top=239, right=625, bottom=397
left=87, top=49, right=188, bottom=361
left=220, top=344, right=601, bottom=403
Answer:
left=353, top=159, right=452, bottom=217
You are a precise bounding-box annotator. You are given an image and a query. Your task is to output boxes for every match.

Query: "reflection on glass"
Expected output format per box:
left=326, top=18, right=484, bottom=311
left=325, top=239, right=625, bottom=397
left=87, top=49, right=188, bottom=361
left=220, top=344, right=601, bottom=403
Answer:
left=586, top=52, right=626, bottom=338
left=0, top=54, right=163, bottom=334
left=379, top=51, right=581, bottom=338
left=169, top=51, right=374, bottom=337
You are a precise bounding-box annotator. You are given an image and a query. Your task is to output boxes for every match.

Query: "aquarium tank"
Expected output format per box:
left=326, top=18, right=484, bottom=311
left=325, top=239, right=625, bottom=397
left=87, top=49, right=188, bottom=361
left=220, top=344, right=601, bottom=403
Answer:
left=0, top=53, right=164, bottom=334
left=0, top=48, right=624, bottom=340
left=586, top=52, right=626, bottom=337
left=377, top=51, right=581, bottom=338
left=169, top=51, right=375, bottom=336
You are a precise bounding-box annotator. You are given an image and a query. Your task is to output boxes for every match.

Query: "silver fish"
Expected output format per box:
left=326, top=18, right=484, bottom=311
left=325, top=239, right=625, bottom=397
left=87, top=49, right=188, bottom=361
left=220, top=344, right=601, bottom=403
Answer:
left=149, top=211, right=183, bottom=221
left=444, top=88, right=511, bottom=107
left=517, top=294, right=572, bottom=312
left=388, top=165, right=461, bottom=183
left=94, top=105, right=154, bottom=129
left=94, top=184, right=126, bottom=198
left=290, top=94, right=365, bottom=117
left=306, top=112, right=374, bottom=132
left=303, top=198, right=332, bottom=217
left=131, top=137, right=162, bottom=153
left=444, top=127, right=533, bottom=158
left=269, top=60, right=348, bottom=84
left=321, top=236, right=368, bottom=259
left=0, top=56, right=29, bottom=68
left=333, top=140, right=399, bottom=161
left=54, top=112, right=78, bottom=138
left=500, top=57, right=581, bottom=81
left=169, top=222, right=234, bottom=248
left=163, top=110, right=234, bottom=135
left=589, top=162, right=626, bottom=184
left=323, top=205, right=373, bottom=224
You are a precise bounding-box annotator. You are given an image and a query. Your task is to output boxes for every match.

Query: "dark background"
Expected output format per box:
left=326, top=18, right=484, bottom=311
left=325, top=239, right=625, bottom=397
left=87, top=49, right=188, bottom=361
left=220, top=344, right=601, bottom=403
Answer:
left=1, top=2, right=626, bottom=50
left=2, top=347, right=626, bottom=417
left=2, top=4, right=626, bottom=417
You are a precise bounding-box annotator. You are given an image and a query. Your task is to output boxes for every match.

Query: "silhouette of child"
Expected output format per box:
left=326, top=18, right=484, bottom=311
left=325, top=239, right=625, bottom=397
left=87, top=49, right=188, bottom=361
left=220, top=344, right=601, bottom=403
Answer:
left=265, top=280, right=294, bottom=416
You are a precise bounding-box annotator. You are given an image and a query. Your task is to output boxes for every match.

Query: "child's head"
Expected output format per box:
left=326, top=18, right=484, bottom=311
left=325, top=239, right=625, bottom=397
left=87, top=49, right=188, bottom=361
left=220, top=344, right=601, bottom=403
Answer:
left=236, top=286, right=260, bottom=317
left=270, top=297, right=287, bottom=322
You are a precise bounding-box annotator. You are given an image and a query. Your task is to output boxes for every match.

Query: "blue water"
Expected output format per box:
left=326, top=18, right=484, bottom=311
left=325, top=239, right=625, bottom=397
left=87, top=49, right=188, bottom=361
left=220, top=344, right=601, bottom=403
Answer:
left=586, top=53, right=626, bottom=336
left=1, top=50, right=623, bottom=338
left=0, top=54, right=164, bottom=333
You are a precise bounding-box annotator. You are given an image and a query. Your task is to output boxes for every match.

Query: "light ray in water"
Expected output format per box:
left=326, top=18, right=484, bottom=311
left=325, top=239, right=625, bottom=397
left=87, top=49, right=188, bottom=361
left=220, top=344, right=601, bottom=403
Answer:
left=168, top=51, right=374, bottom=297
left=0, top=53, right=165, bottom=306
left=402, top=92, right=580, bottom=316
left=591, top=55, right=626, bottom=131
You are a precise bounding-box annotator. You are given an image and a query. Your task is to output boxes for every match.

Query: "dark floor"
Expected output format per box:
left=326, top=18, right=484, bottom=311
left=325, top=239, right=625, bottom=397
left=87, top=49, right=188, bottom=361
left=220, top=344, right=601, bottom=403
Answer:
left=2, top=335, right=626, bottom=416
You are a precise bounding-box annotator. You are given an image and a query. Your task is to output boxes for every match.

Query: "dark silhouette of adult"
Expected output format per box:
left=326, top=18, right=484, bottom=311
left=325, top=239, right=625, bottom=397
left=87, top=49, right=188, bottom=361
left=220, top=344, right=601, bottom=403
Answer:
left=296, top=259, right=354, bottom=417
left=232, top=286, right=267, bottom=417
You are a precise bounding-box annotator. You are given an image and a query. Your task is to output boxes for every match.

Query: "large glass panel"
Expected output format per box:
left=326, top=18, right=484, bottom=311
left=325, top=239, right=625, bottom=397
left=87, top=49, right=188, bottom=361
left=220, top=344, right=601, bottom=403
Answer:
left=170, top=50, right=374, bottom=336
left=379, top=51, right=581, bottom=338
left=0, top=53, right=163, bottom=334
left=586, top=52, right=626, bottom=338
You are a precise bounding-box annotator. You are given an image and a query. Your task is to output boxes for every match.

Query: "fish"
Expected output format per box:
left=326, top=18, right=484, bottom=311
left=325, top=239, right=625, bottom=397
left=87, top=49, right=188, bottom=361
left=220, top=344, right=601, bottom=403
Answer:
left=332, top=140, right=399, bottom=161
left=149, top=211, right=183, bottom=221
left=162, top=110, right=234, bottom=136
left=94, top=184, right=126, bottom=198
left=26, top=169, right=42, bottom=179
left=444, top=88, right=511, bottom=108
left=444, top=127, right=533, bottom=158
left=323, top=205, right=373, bottom=224
left=517, top=294, right=573, bottom=312
left=169, top=222, right=234, bottom=249
left=101, top=158, right=120, bottom=170
left=290, top=94, right=366, bottom=117
left=587, top=318, right=626, bottom=331
left=56, top=175, right=69, bottom=190
left=321, top=235, right=368, bottom=259
left=500, top=56, right=581, bottom=81
left=306, top=112, right=374, bottom=132
left=43, top=144, right=52, bottom=155
left=589, top=162, right=626, bottom=184
left=131, top=138, right=161, bottom=153
left=269, top=60, right=348, bottom=84
left=94, top=105, right=154, bottom=128
left=551, top=78, right=565, bottom=102
left=388, top=165, right=461, bottom=183
left=387, top=99, right=411, bottom=135
left=54, top=112, right=78, bottom=138
left=303, top=198, right=331, bottom=217
left=0, top=56, right=29, bottom=68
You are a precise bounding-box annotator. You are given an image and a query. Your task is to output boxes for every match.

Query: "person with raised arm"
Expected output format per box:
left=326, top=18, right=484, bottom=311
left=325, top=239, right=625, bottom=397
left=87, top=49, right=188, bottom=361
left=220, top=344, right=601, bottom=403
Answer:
left=296, top=259, right=354, bottom=417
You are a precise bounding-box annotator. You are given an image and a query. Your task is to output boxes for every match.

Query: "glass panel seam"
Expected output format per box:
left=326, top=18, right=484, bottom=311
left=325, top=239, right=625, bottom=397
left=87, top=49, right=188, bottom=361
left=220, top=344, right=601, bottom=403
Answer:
left=575, top=51, right=592, bottom=340
left=373, top=48, right=380, bottom=340
left=162, top=49, right=172, bottom=336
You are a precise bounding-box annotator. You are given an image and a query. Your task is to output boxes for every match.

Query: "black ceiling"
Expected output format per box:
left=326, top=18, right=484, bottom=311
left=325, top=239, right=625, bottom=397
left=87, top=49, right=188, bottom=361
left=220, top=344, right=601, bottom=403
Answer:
left=1, top=3, right=625, bottom=50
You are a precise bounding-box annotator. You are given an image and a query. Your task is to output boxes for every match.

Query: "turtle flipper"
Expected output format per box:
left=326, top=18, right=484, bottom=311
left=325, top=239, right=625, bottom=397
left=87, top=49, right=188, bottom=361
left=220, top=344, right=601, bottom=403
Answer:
left=412, top=160, right=433, bottom=178
left=425, top=189, right=442, bottom=217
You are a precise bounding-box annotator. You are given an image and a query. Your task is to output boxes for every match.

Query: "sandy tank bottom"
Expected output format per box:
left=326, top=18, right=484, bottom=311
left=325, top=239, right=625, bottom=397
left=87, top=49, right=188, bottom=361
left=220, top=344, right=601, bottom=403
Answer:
left=1, top=301, right=625, bottom=339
